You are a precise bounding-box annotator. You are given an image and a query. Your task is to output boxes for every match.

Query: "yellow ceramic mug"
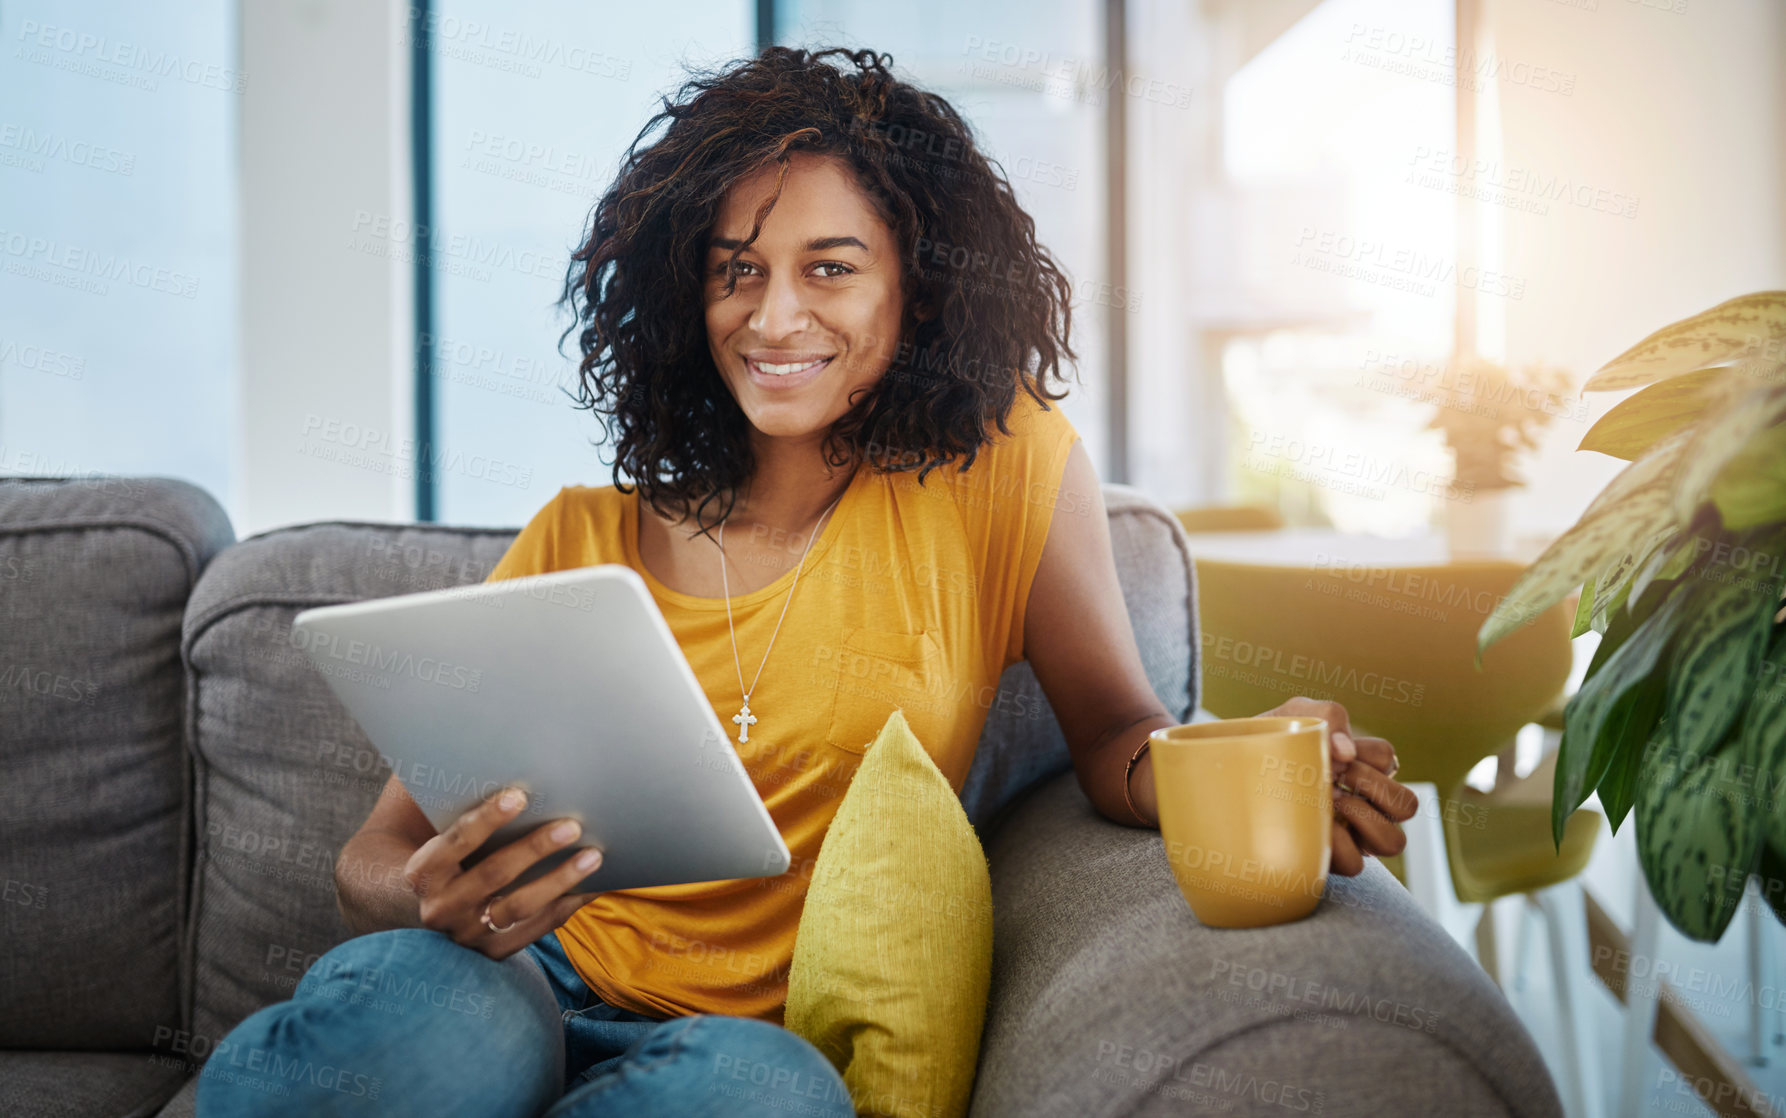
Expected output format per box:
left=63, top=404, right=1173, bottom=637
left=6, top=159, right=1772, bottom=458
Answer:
left=1150, top=717, right=1332, bottom=928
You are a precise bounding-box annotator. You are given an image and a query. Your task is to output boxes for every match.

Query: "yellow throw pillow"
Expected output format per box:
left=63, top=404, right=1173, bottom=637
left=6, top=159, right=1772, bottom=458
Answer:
left=785, top=708, right=994, bottom=1118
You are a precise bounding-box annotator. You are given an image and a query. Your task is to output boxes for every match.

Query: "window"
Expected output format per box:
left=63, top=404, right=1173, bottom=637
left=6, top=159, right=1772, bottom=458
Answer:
left=427, top=0, right=755, bottom=526
left=0, top=1, right=237, bottom=501
left=774, top=0, right=1112, bottom=475
left=1218, top=0, right=1458, bottom=534
left=424, top=0, right=1128, bottom=523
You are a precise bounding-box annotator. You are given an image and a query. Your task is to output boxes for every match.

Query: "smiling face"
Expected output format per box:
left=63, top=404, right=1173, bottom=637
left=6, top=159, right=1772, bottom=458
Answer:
left=703, top=152, right=906, bottom=446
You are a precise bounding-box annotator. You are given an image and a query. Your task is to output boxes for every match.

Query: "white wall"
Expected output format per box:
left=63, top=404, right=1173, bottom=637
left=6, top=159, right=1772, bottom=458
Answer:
left=1127, top=0, right=1220, bottom=507
left=237, top=0, right=413, bottom=535
left=1485, top=0, right=1786, bottom=551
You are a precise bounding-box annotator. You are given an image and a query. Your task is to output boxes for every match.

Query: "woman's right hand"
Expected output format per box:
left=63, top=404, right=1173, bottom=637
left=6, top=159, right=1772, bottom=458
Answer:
left=402, top=785, right=603, bottom=960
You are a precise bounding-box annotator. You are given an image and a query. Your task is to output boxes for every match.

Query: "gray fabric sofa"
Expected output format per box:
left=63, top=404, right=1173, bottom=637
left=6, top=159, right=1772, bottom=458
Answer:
left=0, top=475, right=1564, bottom=1117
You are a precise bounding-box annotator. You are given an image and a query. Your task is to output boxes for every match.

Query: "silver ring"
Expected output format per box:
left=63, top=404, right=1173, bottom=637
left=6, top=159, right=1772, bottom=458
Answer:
left=480, top=895, right=518, bottom=935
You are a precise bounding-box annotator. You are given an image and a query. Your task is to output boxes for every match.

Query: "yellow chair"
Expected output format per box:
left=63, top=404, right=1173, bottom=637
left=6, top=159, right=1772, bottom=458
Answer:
left=1192, top=556, right=1607, bottom=1118
left=1173, top=504, right=1286, bottom=534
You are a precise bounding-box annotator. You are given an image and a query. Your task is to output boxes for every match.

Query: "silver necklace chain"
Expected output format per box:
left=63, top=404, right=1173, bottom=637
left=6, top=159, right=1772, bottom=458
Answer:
left=718, top=484, right=847, bottom=746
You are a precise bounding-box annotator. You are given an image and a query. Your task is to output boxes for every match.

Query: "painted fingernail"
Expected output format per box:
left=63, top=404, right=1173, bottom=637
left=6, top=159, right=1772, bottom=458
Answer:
left=551, top=820, right=581, bottom=843
left=575, top=848, right=602, bottom=870
left=1333, top=731, right=1357, bottom=761
left=500, top=788, right=526, bottom=811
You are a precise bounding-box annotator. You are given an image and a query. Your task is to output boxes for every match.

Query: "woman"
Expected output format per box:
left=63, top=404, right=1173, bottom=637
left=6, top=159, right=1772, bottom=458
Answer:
left=198, top=46, right=1416, bottom=1117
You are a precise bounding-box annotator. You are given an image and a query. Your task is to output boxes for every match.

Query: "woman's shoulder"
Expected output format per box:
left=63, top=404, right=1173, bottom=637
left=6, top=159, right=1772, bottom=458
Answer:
left=517, top=483, right=627, bottom=529
left=950, top=386, right=1079, bottom=486
left=996, top=386, right=1075, bottom=441
left=889, top=386, right=1078, bottom=537
left=489, top=484, right=629, bottom=581
left=551, top=483, right=627, bottom=513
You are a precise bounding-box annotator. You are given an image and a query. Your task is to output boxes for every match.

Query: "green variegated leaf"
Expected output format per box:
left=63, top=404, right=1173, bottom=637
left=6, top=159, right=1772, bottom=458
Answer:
left=1757, top=841, right=1786, bottom=928
left=1627, top=508, right=1722, bottom=614
left=1710, top=422, right=1786, bottom=532
left=1583, top=291, right=1786, bottom=394
left=1590, top=525, right=1690, bottom=635
left=1636, top=722, right=1760, bottom=941
left=1571, top=574, right=1597, bottom=639
left=1578, top=369, right=1726, bottom=461
left=1478, top=428, right=1695, bottom=659
left=1738, top=628, right=1786, bottom=857
left=1585, top=566, right=1700, bottom=684
left=1588, top=555, right=1635, bottom=634
left=1664, top=525, right=1786, bottom=762
left=1772, top=763, right=1786, bottom=861
left=1757, top=631, right=1786, bottom=862
left=1601, top=710, right=1667, bottom=835
left=1593, top=536, right=1686, bottom=638
left=1669, top=386, right=1786, bottom=523
left=1557, top=582, right=1694, bottom=845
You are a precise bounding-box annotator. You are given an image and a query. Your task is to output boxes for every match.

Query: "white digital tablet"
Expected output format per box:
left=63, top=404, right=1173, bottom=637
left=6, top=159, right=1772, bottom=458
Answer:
left=291, top=565, right=790, bottom=894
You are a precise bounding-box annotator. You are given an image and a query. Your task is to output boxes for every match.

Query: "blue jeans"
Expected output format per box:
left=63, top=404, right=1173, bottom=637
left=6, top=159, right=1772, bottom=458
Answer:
left=193, top=927, right=854, bottom=1117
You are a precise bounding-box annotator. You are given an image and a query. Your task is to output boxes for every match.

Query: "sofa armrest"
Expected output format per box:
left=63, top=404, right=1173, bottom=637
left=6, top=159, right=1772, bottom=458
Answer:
left=968, top=771, right=1563, bottom=1118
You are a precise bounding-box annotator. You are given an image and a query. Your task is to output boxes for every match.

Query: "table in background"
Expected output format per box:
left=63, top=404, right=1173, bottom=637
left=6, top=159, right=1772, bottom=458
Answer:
left=1179, top=529, right=1451, bottom=566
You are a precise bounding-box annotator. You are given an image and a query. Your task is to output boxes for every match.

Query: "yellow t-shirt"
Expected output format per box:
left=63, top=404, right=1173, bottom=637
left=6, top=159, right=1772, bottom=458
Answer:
left=485, top=387, right=1081, bottom=1022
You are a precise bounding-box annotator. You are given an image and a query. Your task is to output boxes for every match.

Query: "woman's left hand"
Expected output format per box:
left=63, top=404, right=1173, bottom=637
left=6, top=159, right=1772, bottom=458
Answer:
left=1259, top=696, right=1419, bottom=877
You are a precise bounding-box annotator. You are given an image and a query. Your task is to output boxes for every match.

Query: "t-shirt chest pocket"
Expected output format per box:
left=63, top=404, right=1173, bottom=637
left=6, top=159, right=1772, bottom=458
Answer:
left=823, top=626, right=942, bottom=754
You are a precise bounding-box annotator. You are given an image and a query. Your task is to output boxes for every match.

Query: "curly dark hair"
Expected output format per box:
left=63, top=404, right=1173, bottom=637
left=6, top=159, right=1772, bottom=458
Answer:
left=561, top=45, right=1078, bottom=536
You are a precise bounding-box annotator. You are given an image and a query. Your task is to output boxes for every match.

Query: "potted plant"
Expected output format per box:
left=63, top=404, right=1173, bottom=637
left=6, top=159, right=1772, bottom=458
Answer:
left=1425, top=357, right=1577, bottom=556
left=1477, top=291, right=1786, bottom=942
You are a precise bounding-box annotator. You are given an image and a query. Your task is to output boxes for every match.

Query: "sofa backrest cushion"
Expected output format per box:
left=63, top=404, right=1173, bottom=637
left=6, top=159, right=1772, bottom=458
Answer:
left=180, top=484, right=1199, bottom=1044
left=179, top=524, right=516, bottom=1048
left=0, top=477, right=233, bottom=1049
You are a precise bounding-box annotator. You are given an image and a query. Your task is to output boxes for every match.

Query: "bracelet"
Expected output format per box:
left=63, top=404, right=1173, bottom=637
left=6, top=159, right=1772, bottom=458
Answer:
left=1122, top=738, right=1153, bottom=827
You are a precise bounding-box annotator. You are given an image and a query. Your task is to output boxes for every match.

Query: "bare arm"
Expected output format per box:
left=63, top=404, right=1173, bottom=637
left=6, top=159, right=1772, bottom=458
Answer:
left=334, top=773, right=437, bottom=934
left=1022, top=442, right=1417, bottom=873
left=1022, top=439, right=1176, bottom=827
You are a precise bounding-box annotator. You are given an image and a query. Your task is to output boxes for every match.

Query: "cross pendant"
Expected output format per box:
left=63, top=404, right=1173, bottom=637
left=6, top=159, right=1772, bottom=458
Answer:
left=732, top=700, right=758, bottom=745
